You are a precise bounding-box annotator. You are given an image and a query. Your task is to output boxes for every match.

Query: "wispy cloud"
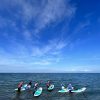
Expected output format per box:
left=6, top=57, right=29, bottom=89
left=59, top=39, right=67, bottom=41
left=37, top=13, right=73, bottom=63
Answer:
left=0, top=37, right=66, bottom=66
left=74, top=21, right=90, bottom=34
left=18, top=0, right=76, bottom=38
left=0, top=0, right=76, bottom=38
left=65, top=20, right=91, bottom=50
left=34, top=0, right=76, bottom=34
left=22, top=30, right=33, bottom=41
left=69, top=68, right=92, bottom=72
left=33, top=60, right=51, bottom=65
left=32, top=39, right=67, bottom=57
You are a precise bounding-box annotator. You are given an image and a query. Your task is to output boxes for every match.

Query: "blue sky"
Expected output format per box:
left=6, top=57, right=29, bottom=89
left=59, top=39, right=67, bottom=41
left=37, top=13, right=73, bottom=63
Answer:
left=0, top=0, right=100, bottom=73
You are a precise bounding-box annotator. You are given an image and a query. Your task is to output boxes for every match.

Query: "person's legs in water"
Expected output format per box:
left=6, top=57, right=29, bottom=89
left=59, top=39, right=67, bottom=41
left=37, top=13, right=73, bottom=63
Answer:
left=18, top=87, right=21, bottom=92
left=69, top=90, right=72, bottom=93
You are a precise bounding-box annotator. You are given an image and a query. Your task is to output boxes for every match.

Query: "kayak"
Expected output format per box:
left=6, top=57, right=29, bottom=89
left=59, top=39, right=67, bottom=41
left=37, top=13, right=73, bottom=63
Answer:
left=48, top=84, right=54, bottom=91
left=58, top=86, right=86, bottom=93
left=34, top=87, right=42, bottom=97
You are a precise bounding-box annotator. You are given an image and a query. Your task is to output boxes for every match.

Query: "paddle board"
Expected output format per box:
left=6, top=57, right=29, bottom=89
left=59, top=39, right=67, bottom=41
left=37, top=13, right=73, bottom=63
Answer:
left=34, top=87, right=42, bottom=97
left=71, top=87, right=86, bottom=93
left=58, top=86, right=69, bottom=93
left=58, top=86, right=86, bottom=93
left=48, top=84, right=54, bottom=91
left=15, top=87, right=25, bottom=91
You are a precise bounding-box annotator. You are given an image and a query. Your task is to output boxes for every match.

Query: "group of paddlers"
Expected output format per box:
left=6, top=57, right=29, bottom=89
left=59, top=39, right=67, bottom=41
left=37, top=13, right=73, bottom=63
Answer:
left=17, top=80, right=52, bottom=92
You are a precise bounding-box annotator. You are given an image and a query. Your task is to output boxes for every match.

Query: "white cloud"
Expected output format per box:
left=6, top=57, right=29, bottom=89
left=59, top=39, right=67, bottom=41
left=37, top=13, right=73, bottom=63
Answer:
left=0, top=0, right=76, bottom=69
left=70, top=68, right=92, bottom=72
left=56, top=41, right=67, bottom=50
left=34, top=0, right=76, bottom=34
left=22, top=30, right=32, bottom=41
left=33, top=60, right=51, bottom=65
left=32, top=39, right=66, bottom=57
left=0, top=38, right=65, bottom=66
left=0, top=0, right=76, bottom=41
left=12, top=0, right=76, bottom=38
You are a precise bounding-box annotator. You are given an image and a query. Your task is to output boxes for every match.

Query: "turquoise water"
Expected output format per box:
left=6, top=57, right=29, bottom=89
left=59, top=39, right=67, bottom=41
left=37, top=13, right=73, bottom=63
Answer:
left=0, top=73, right=100, bottom=100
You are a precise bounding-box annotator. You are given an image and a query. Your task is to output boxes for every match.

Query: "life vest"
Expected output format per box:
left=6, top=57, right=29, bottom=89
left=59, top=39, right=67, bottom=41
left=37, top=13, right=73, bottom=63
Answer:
left=18, top=82, right=23, bottom=88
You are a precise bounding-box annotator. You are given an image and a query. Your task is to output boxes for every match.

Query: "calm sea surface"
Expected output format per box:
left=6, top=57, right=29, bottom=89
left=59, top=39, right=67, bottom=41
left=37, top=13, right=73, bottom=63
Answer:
left=0, top=73, right=100, bottom=100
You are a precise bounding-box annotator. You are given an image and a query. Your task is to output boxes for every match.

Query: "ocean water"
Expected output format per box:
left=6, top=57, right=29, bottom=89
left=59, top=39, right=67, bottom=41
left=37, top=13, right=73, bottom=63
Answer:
left=0, top=73, right=100, bottom=100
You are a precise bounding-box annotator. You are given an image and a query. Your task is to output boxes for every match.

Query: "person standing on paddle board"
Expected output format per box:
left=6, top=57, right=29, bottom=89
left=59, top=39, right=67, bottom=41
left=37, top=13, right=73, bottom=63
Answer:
left=61, top=84, right=66, bottom=89
left=18, top=81, right=24, bottom=92
left=34, top=82, right=39, bottom=89
left=33, top=82, right=39, bottom=94
left=46, top=81, right=51, bottom=88
left=28, top=80, right=32, bottom=86
left=67, top=84, right=74, bottom=93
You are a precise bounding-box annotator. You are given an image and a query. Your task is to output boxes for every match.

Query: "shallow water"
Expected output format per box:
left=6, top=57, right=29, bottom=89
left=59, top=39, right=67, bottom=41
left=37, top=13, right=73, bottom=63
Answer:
left=0, top=73, right=100, bottom=100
